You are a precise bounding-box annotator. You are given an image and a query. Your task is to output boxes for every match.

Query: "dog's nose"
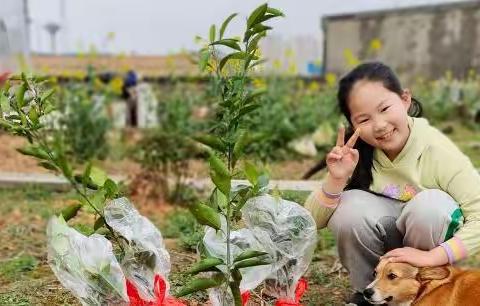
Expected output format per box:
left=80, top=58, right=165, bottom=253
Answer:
left=363, top=288, right=374, bottom=299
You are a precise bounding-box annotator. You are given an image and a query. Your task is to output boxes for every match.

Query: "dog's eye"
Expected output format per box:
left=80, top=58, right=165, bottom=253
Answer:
left=372, top=271, right=377, bottom=277
left=388, top=273, right=397, bottom=280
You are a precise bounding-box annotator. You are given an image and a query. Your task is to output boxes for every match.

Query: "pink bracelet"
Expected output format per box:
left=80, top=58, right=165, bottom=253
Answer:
left=321, top=185, right=342, bottom=199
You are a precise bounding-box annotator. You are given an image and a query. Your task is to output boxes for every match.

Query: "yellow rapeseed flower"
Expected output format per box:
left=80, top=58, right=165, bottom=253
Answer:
left=272, top=59, right=282, bottom=71
left=284, top=48, right=295, bottom=58
left=325, top=73, right=337, bottom=87
left=287, top=62, right=298, bottom=75
left=369, top=38, right=382, bottom=51
left=343, top=49, right=360, bottom=68
left=307, top=81, right=320, bottom=92
left=94, top=77, right=104, bottom=91
left=109, top=77, right=124, bottom=95
left=252, top=77, right=267, bottom=89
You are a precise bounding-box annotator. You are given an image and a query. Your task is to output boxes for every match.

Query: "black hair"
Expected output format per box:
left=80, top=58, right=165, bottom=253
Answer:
left=338, top=62, right=423, bottom=191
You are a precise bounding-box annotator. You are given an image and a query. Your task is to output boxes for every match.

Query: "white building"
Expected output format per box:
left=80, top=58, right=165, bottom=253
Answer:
left=0, top=0, right=30, bottom=73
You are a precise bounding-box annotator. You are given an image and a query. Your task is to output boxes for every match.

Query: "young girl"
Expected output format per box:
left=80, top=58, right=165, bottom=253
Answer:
left=305, top=62, right=480, bottom=305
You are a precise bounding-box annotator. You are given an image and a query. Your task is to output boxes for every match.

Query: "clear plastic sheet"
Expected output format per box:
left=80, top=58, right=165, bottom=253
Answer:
left=204, top=194, right=317, bottom=304
left=242, top=195, right=317, bottom=300
left=47, top=216, right=128, bottom=306
left=203, top=216, right=273, bottom=292
left=104, top=197, right=171, bottom=302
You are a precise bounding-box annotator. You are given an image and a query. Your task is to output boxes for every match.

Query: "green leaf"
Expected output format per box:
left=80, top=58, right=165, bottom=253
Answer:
left=94, top=216, right=105, bottom=230
left=187, top=257, right=224, bottom=274
left=0, top=94, right=10, bottom=113
left=210, top=39, right=241, bottom=51
left=17, top=145, right=50, bottom=160
left=15, top=83, right=27, bottom=108
left=266, top=7, right=285, bottom=17
left=28, top=106, right=39, bottom=125
left=219, top=13, right=238, bottom=39
left=104, top=179, right=118, bottom=198
left=89, top=189, right=107, bottom=212
left=198, top=50, right=210, bottom=72
left=39, top=161, right=58, bottom=171
left=247, top=3, right=268, bottom=29
left=247, top=31, right=266, bottom=53
left=175, top=274, right=225, bottom=297
left=238, top=104, right=261, bottom=118
left=244, top=25, right=271, bottom=42
left=251, top=24, right=272, bottom=34
left=234, top=188, right=254, bottom=213
left=211, top=188, right=228, bottom=211
left=233, top=130, right=248, bottom=166
left=40, top=89, right=55, bottom=103
left=82, top=162, right=93, bottom=185
left=209, top=24, right=216, bottom=42
left=234, top=250, right=268, bottom=263
left=0, top=118, right=13, bottom=129
left=192, top=134, right=226, bottom=152
left=208, top=154, right=230, bottom=178
left=56, top=154, right=72, bottom=179
left=244, top=89, right=267, bottom=105
left=19, top=112, right=27, bottom=126
left=249, top=59, right=268, bottom=70
left=234, top=258, right=271, bottom=269
left=244, top=161, right=259, bottom=185
left=89, top=166, right=107, bottom=187
left=255, top=14, right=278, bottom=24
left=219, top=52, right=248, bottom=71
left=60, top=203, right=82, bottom=221
left=211, top=171, right=231, bottom=196
left=44, top=101, right=55, bottom=114
left=189, top=203, right=221, bottom=230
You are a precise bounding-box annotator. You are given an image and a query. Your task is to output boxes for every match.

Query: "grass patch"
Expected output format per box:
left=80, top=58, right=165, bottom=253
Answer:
left=0, top=254, right=38, bottom=280
left=0, top=292, right=31, bottom=306
left=161, top=209, right=203, bottom=251
left=279, top=189, right=311, bottom=204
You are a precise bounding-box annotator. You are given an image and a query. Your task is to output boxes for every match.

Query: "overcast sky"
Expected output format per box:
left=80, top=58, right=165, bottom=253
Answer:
left=28, top=0, right=468, bottom=55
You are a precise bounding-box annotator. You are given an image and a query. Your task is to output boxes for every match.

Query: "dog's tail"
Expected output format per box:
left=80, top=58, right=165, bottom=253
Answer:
left=301, top=156, right=327, bottom=179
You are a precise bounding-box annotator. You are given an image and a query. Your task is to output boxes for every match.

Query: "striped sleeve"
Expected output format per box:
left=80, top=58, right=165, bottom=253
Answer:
left=304, top=187, right=340, bottom=229
left=433, top=146, right=480, bottom=263
left=440, top=237, right=468, bottom=263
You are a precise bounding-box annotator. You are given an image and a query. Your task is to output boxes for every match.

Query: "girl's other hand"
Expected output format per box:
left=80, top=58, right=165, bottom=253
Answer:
left=326, top=125, right=361, bottom=181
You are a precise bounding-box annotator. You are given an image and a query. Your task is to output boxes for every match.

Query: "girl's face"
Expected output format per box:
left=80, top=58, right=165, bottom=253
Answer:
left=348, top=81, right=412, bottom=161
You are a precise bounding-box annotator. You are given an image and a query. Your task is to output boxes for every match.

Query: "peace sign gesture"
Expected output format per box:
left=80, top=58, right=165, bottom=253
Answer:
left=326, top=125, right=361, bottom=181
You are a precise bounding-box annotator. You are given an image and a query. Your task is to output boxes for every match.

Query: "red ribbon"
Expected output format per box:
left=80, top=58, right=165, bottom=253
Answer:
left=0, top=71, right=10, bottom=85
left=241, top=291, right=251, bottom=306
left=274, top=278, right=308, bottom=306
left=126, top=274, right=186, bottom=306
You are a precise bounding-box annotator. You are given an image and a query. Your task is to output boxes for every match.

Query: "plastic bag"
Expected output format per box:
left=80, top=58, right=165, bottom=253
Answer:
left=203, top=215, right=274, bottom=292
left=48, top=197, right=185, bottom=306
left=104, top=197, right=172, bottom=302
left=47, top=216, right=128, bottom=306
left=242, top=195, right=317, bottom=301
left=204, top=194, right=317, bottom=305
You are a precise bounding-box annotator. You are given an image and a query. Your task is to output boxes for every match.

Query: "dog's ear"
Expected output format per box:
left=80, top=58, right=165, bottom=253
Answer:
left=416, top=266, right=450, bottom=281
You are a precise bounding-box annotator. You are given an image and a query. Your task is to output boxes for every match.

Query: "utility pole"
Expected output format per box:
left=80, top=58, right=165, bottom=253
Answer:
left=23, top=0, right=31, bottom=54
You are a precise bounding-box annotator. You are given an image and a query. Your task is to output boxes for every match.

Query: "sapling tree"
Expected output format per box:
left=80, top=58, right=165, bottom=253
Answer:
left=0, top=74, right=123, bottom=249
left=176, top=4, right=284, bottom=305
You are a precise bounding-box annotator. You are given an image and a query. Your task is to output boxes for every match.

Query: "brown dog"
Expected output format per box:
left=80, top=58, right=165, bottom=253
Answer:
left=362, top=259, right=480, bottom=305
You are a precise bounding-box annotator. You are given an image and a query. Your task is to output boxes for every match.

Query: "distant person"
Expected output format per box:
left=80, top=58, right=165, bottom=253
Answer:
left=304, top=62, right=480, bottom=305
left=122, top=70, right=138, bottom=127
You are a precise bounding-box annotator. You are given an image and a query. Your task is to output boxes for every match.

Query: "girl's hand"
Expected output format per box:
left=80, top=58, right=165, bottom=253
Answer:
left=382, top=246, right=449, bottom=267
left=326, top=126, right=361, bottom=181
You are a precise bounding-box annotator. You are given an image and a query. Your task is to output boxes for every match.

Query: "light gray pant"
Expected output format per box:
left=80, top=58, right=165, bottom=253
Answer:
left=327, top=189, right=463, bottom=291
